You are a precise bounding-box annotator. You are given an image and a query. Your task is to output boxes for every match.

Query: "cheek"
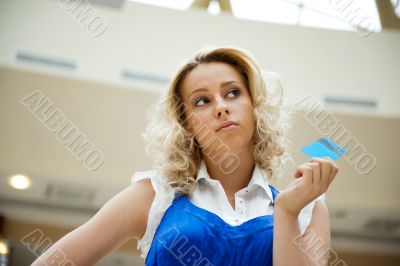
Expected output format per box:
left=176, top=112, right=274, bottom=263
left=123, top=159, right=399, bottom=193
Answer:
left=243, top=103, right=256, bottom=134
left=185, top=111, right=210, bottom=135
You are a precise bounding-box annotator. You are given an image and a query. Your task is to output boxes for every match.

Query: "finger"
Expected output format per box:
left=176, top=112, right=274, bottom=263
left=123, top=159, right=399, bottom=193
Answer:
left=307, top=162, right=320, bottom=187
left=294, top=165, right=306, bottom=178
left=321, top=163, right=331, bottom=191
left=321, top=157, right=338, bottom=187
left=310, top=157, right=331, bottom=165
left=310, top=158, right=330, bottom=191
left=320, top=158, right=332, bottom=189
left=322, top=156, right=333, bottom=161
left=294, top=167, right=302, bottom=178
left=294, top=164, right=313, bottom=186
left=328, top=162, right=339, bottom=186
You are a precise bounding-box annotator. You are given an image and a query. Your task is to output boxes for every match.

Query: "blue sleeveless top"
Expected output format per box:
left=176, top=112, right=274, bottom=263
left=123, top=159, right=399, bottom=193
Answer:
left=145, top=185, right=280, bottom=266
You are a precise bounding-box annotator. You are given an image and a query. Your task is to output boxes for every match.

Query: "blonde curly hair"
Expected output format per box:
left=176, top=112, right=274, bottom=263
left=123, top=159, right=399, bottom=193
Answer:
left=143, top=46, right=291, bottom=195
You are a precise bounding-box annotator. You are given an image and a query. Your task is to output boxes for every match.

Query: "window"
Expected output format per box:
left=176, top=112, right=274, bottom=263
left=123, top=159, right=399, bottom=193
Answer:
left=128, top=0, right=381, bottom=33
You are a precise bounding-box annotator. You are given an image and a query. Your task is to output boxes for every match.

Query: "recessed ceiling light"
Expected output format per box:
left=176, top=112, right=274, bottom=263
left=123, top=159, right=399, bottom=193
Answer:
left=8, top=174, right=32, bottom=190
left=0, top=239, right=9, bottom=255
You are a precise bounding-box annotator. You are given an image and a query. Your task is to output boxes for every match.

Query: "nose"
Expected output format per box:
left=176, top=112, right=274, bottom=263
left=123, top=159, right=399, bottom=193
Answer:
left=214, top=97, right=229, bottom=119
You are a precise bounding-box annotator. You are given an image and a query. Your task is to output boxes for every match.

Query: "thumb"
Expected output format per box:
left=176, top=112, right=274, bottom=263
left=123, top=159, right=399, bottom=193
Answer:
left=294, top=165, right=313, bottom=185
left=294, top=168, right=303, bottom=178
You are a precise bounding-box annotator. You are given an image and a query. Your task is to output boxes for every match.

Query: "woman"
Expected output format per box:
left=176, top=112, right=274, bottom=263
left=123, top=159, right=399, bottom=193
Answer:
left=33, top=46, right=338, bottom=266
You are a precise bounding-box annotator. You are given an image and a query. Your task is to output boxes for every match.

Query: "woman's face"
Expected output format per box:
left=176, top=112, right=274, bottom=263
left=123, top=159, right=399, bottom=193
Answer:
left=180, top=62, right=255, bottom=156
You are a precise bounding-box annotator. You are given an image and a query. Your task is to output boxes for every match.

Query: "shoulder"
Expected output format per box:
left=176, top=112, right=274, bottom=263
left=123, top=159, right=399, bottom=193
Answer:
left=129, top=169, right=176, bottom=258
left=133, top=179, right=156, bottom=239
left=129, top=170, right=158, bottom=202
left=131, top=169, right=166, bottom=193
left=107, top=178, right=155, bottom=240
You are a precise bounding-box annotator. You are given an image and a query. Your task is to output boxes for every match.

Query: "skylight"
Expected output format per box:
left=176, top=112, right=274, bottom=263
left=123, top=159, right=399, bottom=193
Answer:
left=128, top=0, right=381, bottom=33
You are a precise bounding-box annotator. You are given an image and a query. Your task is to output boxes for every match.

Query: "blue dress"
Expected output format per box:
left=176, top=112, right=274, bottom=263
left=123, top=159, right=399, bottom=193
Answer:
left=145, top=185, right=280, bottom=266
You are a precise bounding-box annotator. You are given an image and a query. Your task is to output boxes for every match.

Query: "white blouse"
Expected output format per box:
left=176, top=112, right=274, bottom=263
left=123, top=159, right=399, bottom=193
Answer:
left=131, top=161, right=325, bottom=260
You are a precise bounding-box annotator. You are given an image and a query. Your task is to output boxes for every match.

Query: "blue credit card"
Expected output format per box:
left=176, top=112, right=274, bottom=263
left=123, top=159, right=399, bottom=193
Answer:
left=301, top=137, right=348, bottom=161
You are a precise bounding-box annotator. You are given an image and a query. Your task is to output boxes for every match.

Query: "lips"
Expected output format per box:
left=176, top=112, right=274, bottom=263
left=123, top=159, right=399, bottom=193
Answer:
left=216, top=121, right=238, bottom=132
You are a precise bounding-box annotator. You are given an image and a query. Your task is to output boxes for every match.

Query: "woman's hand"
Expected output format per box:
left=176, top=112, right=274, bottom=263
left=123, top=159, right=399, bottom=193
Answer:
left=274, top=157, right=339, bottom=217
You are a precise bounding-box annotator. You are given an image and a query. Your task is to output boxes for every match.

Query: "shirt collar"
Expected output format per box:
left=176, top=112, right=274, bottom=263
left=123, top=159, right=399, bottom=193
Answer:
left=196, top=160, right=274, bottom=203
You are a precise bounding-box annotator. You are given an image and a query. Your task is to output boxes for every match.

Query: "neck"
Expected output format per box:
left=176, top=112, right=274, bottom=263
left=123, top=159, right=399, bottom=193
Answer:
left=202, top=144, right=255, bottom=196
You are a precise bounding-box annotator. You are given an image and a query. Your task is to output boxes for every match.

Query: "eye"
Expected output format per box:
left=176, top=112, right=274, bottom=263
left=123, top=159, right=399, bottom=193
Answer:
left=194, top=97, right=209, bottom=106
left=226, top=88, right=241, bottom=98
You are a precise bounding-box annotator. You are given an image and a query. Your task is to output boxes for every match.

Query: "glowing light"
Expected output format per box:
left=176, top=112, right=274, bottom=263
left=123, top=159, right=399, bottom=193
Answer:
left=8, top=174, right=32, bottom=190
left=0, top=240, right=9, bottom=255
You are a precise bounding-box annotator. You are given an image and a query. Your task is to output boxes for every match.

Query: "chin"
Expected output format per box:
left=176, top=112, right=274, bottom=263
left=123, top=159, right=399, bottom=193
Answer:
left=198, top=132, right=253, bottom=153
left=225, top=141, right=248, bottom=151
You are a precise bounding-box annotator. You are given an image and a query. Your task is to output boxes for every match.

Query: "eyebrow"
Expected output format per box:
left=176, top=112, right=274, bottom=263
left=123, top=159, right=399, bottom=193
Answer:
left=189, top=80, right=239, bottom=98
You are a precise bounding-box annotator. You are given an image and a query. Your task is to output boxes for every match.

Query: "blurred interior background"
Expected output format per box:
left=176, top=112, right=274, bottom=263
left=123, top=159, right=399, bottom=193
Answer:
left=0, top=0, right=399, bottom=265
